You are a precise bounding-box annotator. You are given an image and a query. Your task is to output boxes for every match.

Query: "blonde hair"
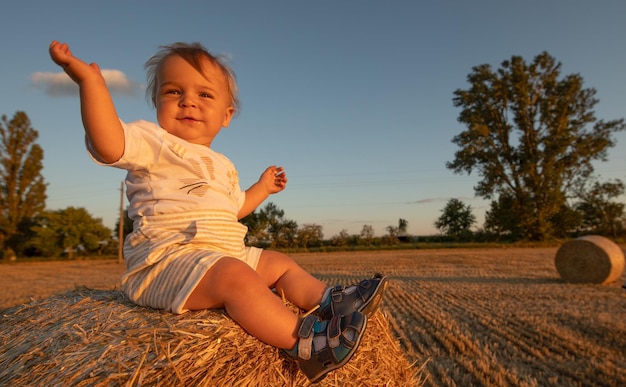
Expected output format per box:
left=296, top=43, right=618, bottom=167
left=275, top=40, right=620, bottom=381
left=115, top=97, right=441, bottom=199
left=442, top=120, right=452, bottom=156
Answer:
left=145, top=42, right=240, bottom=115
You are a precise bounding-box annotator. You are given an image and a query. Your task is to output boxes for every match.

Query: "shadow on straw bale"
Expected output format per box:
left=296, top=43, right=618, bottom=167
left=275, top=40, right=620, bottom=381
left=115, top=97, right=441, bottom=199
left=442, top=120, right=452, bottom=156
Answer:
left=0, top=288, right=420, bottom=386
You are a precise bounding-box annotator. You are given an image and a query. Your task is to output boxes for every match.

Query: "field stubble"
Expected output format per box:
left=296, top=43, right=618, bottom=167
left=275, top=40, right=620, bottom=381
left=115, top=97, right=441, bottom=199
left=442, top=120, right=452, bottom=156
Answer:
left=2, top=247, right=625, bottom=386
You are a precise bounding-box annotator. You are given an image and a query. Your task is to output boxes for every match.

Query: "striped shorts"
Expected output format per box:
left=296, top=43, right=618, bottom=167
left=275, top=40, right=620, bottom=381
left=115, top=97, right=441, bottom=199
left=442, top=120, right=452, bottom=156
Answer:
left=120, top=211, right=262, bottom=314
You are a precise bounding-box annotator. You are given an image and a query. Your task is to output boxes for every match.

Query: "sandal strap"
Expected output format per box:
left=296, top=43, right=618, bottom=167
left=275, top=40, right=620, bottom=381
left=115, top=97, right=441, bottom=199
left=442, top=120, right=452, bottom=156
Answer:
left=327, top=314, right=341, bottom=349
left=297, top=314, right=318, bottom=360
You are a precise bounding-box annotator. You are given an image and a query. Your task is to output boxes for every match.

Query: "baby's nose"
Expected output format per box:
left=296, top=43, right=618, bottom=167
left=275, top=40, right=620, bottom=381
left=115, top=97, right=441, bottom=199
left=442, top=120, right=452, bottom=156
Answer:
left=179, top=94, right=197, bottom=107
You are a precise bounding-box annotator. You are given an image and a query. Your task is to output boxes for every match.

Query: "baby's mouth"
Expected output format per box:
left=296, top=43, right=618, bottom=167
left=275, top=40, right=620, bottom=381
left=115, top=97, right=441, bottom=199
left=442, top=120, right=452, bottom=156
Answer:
left=179, top=117, right=199, bottom=123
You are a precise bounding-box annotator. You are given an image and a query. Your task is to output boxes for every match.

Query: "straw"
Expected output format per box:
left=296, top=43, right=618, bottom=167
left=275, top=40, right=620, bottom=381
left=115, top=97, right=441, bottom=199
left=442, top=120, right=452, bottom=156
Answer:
left=555, top=235, right=625, bottom=284
left=0, top=287, right=419, bottom=386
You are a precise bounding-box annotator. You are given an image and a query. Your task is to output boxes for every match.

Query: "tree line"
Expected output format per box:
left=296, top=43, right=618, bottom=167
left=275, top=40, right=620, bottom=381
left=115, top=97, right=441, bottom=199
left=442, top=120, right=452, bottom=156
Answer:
left=239, top=204, right=410, bottom=248
left=1, top=51, right=625, bottom=258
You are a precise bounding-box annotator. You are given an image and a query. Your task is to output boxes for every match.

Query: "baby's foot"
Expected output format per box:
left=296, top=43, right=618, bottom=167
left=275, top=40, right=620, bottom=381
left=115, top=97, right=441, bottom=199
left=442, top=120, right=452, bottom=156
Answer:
left=316, top=273, right=388, bottom=320
left=283, top=312, right=367, bottom=383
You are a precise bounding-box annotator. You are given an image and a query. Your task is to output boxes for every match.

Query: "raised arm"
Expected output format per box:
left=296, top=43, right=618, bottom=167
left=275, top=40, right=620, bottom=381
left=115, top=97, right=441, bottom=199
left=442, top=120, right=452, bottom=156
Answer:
left=49, top=40, right=124, bottom=163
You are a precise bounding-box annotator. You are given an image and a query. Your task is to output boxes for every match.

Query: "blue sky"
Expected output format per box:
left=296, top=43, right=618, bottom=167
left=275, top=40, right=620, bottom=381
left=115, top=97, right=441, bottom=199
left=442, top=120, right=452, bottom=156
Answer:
left=1, top=1, right=625, bottom=237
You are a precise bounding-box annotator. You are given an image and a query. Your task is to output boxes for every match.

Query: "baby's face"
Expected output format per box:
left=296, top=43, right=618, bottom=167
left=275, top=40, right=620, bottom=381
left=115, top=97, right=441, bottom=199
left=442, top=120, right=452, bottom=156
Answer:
left=155, top=55, right=234, bottom=146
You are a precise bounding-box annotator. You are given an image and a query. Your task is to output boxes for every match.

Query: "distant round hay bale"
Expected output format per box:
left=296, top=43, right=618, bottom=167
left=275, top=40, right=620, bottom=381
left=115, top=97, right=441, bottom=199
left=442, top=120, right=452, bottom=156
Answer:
left=0, top=288, right=419, bottom=386
left=555, top=235, right=625, bottom=284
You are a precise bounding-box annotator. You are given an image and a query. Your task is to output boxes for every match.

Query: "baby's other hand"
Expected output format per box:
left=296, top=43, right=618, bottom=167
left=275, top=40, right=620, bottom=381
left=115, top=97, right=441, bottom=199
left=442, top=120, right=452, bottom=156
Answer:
left=259, top=166, right=287, bottom=194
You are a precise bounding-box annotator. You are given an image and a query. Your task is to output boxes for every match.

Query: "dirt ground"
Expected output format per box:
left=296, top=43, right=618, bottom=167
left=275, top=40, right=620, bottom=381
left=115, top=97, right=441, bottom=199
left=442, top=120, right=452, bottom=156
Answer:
left=1, top=259, right=126, bottom=309
left=2, top=247, right=626, bottom=386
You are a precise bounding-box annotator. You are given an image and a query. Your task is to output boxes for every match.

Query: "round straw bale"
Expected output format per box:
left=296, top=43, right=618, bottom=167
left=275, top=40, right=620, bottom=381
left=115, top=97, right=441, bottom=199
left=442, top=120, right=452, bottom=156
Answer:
left=0, top=288, right=419, bottom=386
left=555, top=235, right=625, bottom=284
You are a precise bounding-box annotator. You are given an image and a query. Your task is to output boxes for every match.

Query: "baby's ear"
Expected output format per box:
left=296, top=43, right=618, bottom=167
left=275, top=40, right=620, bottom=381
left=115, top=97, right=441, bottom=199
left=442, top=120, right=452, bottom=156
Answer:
left=222, top=106, right=235, bottom=127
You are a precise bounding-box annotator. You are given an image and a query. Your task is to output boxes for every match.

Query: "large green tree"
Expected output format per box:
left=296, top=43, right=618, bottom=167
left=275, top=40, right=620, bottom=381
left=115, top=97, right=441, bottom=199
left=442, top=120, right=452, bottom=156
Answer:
left=448, top=52, right=625, bottom=240
left=0, top=111, right=47, bottom=254
left=27, top=207, right=112, bottom=258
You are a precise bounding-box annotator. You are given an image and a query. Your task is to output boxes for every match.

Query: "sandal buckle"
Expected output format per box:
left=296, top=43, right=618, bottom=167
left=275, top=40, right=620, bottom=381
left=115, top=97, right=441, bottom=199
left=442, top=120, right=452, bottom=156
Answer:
left=330, top=285, right=344, bottom=303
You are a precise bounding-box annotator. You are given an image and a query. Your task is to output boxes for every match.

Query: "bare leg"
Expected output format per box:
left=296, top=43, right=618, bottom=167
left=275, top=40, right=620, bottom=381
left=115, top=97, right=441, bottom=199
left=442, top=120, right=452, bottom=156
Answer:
left=184, top=256, right=299, bottom=349
left=255, top=250, right=327, bottom=311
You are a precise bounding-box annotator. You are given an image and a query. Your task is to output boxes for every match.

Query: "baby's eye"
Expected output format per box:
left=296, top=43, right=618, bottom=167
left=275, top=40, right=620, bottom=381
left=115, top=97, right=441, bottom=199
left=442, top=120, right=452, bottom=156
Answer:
left=164, top=89, right=180, bottom=95
left=199, top=92, right=214, bottom=99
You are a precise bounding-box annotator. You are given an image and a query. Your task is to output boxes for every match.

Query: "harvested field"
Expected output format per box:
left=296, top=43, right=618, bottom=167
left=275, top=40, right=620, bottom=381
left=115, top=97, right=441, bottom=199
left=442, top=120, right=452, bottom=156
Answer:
left=2, top=247, right=626, bottom=386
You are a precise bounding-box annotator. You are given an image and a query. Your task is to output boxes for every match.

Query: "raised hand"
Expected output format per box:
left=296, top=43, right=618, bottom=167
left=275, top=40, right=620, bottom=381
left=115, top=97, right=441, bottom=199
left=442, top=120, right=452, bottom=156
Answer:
left=49, top=40, right=103, bottom=85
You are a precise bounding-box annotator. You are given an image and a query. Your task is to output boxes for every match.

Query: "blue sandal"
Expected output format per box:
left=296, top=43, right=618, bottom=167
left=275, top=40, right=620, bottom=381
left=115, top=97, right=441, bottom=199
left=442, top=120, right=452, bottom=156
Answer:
left=317, top=273, right=388, bottom=320
left=284, top=312, right=367, bottom=383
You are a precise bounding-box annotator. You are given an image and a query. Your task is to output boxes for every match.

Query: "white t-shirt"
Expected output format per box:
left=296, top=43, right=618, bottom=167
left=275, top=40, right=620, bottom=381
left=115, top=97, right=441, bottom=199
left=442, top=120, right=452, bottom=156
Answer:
left=89, top=120, right=246, bottom=223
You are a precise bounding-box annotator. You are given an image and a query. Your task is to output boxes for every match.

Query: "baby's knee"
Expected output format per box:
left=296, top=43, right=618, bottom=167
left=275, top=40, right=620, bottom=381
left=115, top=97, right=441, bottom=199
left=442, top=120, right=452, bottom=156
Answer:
left=198, top=257, right=260, bottom=298
left=260, top=250, right=297, bottom=268
left=214, top=256, right=255, bottom=277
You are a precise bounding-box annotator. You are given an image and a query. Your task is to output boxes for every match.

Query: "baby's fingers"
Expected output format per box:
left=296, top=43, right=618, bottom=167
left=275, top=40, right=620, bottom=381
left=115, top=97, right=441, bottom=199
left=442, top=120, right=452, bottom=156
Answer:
left=49, top=40, right=72, bottom=65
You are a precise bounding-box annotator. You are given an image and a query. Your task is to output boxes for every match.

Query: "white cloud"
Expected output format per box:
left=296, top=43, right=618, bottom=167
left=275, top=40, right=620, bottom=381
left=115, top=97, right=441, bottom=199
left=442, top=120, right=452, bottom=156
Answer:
left=31, top=70, right=142, bottom=97
left=408, top=196, right=476, bottom=204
